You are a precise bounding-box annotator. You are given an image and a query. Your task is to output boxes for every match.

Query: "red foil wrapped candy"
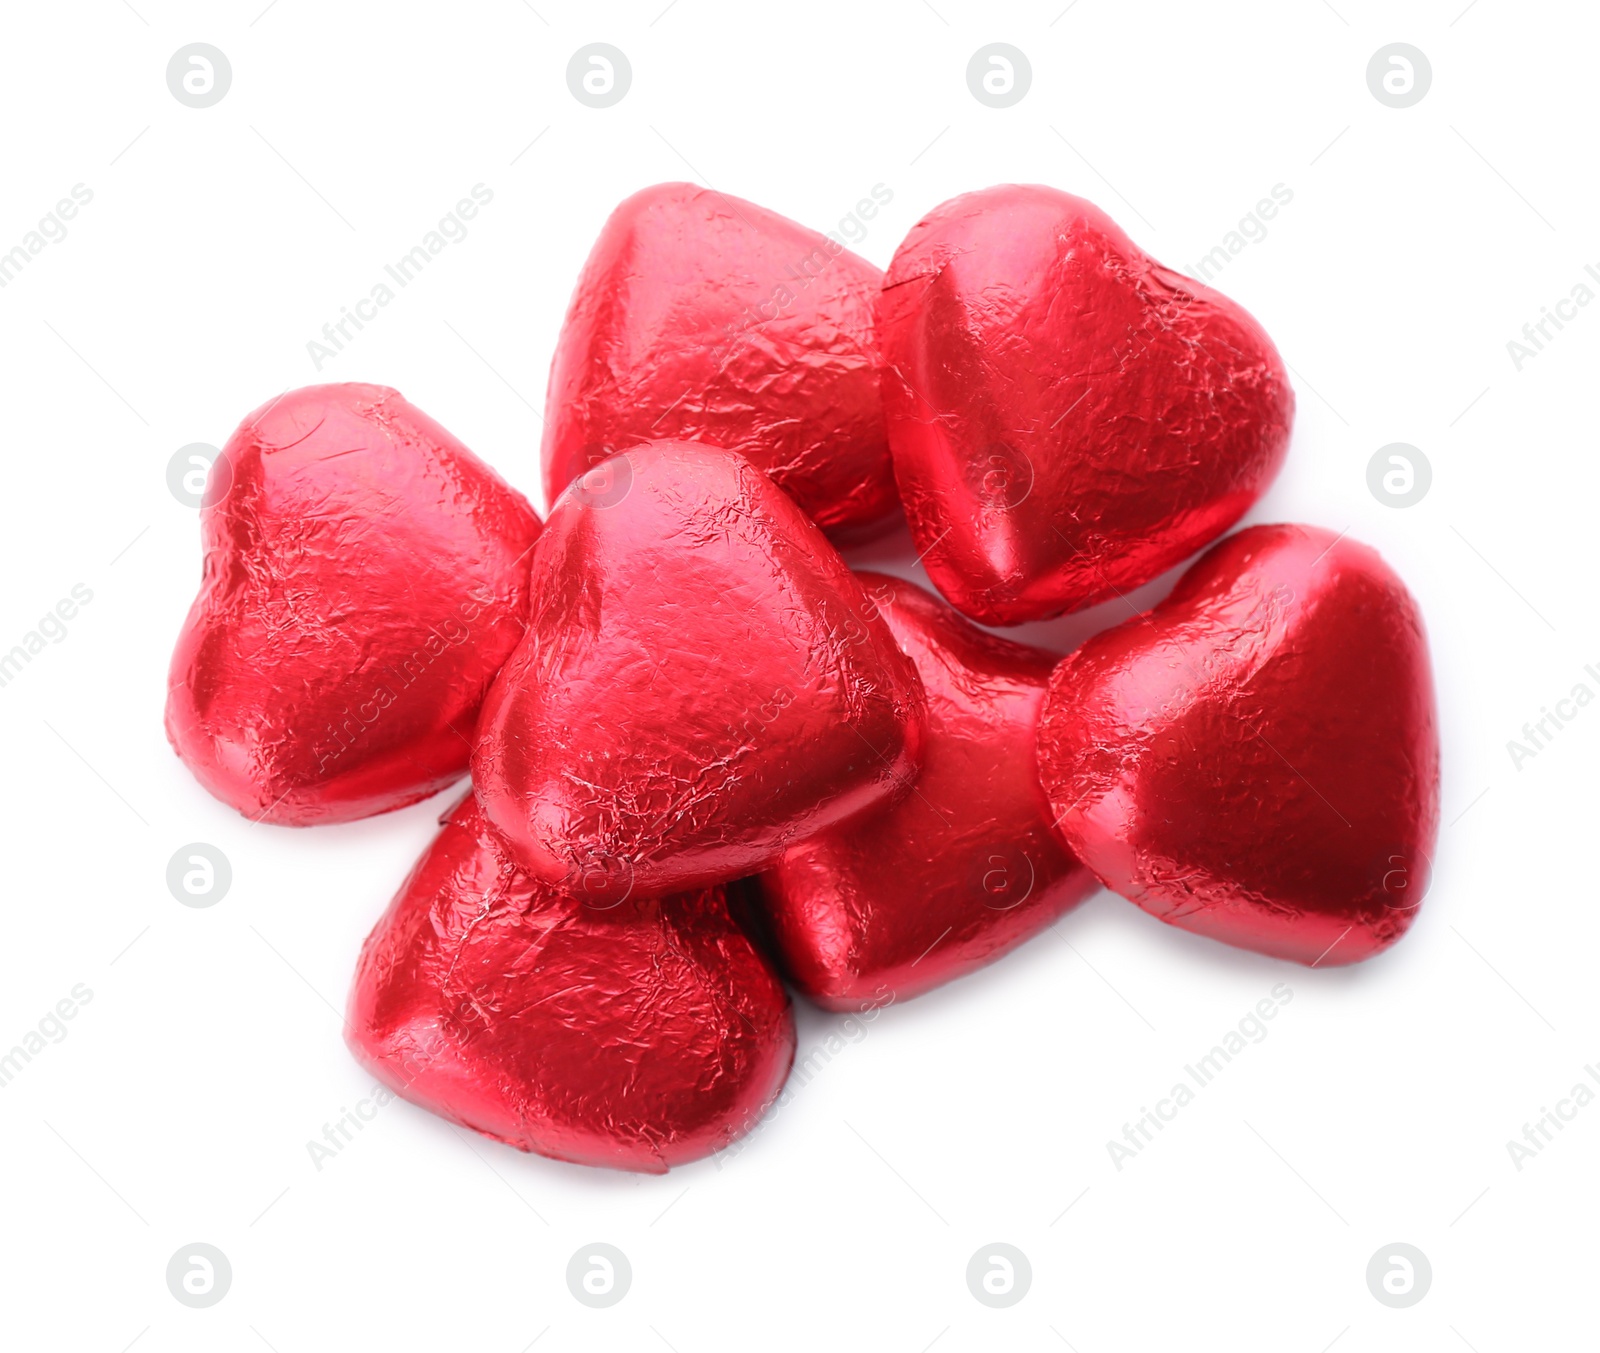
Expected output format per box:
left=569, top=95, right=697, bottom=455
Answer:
left=346, top=793, right=795, bottom=1172
left=1037, top=524, right=1440, bottom=966
left=878, top=184, right=1294, bottom=625
left=473, top=440, right=926, bottom=905
left=165, top=383, right=541, bottom=824
left=542, top=182, right=898, bottom=534
left=757, top=572, right=1098, bottom=1008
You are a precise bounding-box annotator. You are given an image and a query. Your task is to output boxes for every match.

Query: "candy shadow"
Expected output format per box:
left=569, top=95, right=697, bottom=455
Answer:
left=1074, top=889, right=1409, bottom=994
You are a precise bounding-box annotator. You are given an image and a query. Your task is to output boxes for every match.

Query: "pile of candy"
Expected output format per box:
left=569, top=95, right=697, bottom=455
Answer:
left=167, top=183, right=1440, bottom=1173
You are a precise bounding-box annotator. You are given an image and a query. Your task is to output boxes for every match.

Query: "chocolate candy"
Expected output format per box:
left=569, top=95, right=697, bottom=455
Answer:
left=474, top=440, right=926, bottom=904
left=346, top=793, right=794, bottom=1172
left=878, top=184, right=1293, bottom=625
left=757, top=572, right=1097, bottom=1007
left=165, top=383, right=541, bottom=824
left=543, top=182, right=898, bottom=534
left=1037, top=524, right=1440, bottom=965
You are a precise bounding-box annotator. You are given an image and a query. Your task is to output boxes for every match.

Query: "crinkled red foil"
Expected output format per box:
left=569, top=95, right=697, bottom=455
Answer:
left=756, top=572, right=1098, bottom=1008
left=1037, top=524, right=1440, bottom=966
left=878, top=184, right=1293, bottom=625
left=473, top=440, right=926, bottom=905
left=165, top=383, right=542, bottom=824
left=346, top=793, right=795, bottom=1172
left=542, top=182, right=898, bottom=534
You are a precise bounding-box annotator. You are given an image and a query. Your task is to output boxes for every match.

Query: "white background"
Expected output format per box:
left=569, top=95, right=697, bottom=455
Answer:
left=0, top=1, right=1592, bottom=1348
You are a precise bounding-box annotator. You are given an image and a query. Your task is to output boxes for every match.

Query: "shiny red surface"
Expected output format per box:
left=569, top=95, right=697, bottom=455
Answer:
left=542, top=183, right=898, bottom=534
left=473, top=440, right=926, bottom=904
left=1037, top=524, right=1439, bottom=965
left=757, top=573, right=1098, bottom=1009
left=346, top=793, right=794, bottom=1173
left=165, top=383, right=541, bottom=825
left=878, top=185, right=1293, bottom=626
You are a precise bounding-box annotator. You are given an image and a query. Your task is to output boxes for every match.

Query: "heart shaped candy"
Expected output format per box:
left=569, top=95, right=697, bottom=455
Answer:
left=756, top=572, right=1097, bottom=1008
left=878, top=185, right=1294, bottom=625
left=346, top=793, right=795, bottom=1173
left=542, top=182, right=898, bottom=534
left=166, top=383, right=541, bottom=824
left=1037, top=524, right=1439, bottom=965
left=473, top=440, right=926, bottom=904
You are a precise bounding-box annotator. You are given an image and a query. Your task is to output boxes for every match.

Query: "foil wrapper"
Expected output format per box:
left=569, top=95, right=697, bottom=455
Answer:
left=878, top=184, right=1293, bottom=625
left=542, top=182, right=898, bottom=534
left=165, top=383, right=542, bottom=824
left=1037, top=524, right=1440, bottom=965
left=346, top=793, right=795, bottom=1172
left=756, top=572, right=1098, bottom=1008
left=473, top=440, right=926, bottom=904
